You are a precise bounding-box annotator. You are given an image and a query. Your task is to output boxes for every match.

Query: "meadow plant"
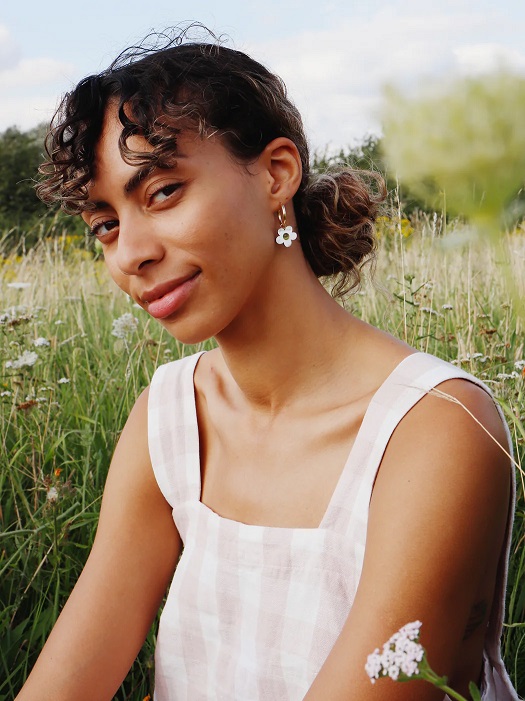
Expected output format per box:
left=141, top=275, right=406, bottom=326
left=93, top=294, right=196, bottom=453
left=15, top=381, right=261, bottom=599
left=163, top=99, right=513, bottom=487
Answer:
left=1, top=229, right=524, bottom=700
left=366, top=621, right=482, bottom=701
left=382, top=71, right=525, bottom=242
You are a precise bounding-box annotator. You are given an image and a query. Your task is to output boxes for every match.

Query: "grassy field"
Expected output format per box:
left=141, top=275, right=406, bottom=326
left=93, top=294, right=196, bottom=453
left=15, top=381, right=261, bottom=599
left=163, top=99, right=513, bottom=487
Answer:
left=1, top=219, right=524, bottom=700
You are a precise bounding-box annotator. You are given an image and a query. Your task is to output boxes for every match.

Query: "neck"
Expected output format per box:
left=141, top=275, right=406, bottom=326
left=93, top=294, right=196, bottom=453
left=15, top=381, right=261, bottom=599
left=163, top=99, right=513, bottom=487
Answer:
left=214, top=252, right=363, bottom=414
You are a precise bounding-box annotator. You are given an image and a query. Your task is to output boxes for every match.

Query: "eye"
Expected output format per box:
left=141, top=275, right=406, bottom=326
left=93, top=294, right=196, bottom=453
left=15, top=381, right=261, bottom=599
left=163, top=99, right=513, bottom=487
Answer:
left=149, top=183, right=182, bottom=205
left=88, top=219, right=119, bottom=240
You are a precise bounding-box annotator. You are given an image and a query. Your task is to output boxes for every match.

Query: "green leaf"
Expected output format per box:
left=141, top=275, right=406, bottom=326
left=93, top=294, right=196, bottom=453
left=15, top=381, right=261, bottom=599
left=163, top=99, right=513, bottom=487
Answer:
left=468, top=681, right=482, bottom=701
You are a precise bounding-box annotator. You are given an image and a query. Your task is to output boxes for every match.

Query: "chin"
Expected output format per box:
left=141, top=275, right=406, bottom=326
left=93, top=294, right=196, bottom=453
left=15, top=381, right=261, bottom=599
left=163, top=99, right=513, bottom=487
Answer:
left=159, top=315, right=224, bottom=347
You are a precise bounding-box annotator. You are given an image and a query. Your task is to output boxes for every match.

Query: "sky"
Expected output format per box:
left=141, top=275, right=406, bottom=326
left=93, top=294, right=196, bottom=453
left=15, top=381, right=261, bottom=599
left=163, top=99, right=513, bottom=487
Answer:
left=1, top=0, right=524, bottom=150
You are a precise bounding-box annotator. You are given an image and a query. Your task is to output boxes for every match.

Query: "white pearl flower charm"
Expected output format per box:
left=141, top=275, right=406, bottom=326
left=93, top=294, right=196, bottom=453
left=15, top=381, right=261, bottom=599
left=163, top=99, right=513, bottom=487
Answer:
left=275, top=204, right=298, bottom=247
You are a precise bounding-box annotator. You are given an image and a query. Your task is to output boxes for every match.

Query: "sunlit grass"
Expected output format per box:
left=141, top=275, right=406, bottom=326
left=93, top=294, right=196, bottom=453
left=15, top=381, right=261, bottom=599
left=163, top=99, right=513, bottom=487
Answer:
left=1, top=225, right=523, bottom=699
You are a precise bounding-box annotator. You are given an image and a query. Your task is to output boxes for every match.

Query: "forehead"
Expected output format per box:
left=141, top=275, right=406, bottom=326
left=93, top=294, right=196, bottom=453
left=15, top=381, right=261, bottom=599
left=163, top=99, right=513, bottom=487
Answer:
left=84, top=109, right=246, bottom=208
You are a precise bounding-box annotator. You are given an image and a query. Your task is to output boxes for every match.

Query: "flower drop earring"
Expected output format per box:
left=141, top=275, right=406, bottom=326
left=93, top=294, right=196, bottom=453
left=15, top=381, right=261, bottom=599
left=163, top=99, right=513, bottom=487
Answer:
left=275, top=204, right=298, bottom=247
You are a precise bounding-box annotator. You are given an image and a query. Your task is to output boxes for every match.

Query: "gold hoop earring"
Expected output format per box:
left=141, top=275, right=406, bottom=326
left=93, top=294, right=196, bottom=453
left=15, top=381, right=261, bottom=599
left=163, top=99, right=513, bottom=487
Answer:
left=275, top=203, right=298, bottom=248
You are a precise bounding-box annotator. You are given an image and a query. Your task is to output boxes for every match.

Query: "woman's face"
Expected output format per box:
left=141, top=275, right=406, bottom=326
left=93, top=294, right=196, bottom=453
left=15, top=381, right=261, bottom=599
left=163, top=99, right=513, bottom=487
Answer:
left=81, top=109, right=279, bottom=344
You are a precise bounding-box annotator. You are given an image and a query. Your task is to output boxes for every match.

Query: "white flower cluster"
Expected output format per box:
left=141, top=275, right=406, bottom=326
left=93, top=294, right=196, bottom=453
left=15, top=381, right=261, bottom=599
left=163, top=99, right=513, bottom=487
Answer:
left=496, top=372, right=520, bottom=380
left=420, top=307, right=441, bottom=316
left=111, top=313, right=139, bottom=340
left=5, top=350, right=39, bottom=369
left=33, top=337, right=50, bottom=347
left=46, top=486, right=59, bottom=503
left=514, top=360, right=525, bottom=371
left=452, top=353, right=489, bottom=365
left=365, top=620, right=424, bottom=684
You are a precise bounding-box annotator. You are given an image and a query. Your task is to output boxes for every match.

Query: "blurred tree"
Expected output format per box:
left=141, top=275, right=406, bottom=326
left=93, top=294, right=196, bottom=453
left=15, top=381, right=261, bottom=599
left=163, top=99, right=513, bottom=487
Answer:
left=0, top=125, right=50, bottom=228
left=0, top=124, right=87, bottom=251
left=311, top=134, right=434, bottom=216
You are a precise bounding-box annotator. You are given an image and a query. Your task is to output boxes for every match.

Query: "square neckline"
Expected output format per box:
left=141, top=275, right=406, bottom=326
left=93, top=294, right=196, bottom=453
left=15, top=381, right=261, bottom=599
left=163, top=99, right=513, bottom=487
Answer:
left=187, top=349, right=421, bottom=532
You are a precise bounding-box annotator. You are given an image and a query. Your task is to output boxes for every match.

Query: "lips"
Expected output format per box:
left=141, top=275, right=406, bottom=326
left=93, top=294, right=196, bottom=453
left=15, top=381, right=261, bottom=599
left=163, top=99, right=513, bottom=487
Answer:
left=140, top=272, right=200, bottom=320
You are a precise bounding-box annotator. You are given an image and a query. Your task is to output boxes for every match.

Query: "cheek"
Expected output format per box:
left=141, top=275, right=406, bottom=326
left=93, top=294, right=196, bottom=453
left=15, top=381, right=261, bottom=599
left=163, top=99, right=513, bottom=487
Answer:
left=102, top=254, right=131, bottom=294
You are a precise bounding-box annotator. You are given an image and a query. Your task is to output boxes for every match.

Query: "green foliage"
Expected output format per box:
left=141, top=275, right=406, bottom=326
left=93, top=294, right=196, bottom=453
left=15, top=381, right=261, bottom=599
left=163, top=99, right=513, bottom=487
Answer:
left=1, top=226, right=524, bottom=699
left=0, top=125, right=50, bottom=231
left=382, top=71, right=525, bottom=238
left=310, top=134, right=433, bottom=215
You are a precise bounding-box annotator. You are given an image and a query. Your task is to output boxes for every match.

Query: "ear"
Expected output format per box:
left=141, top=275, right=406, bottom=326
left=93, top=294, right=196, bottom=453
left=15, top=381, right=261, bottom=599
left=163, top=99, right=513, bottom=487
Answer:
left=259, top=137, right=303, bottom=208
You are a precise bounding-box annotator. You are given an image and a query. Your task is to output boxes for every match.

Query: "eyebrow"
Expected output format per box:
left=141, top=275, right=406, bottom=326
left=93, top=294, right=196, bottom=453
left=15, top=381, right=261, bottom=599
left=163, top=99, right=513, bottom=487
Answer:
left=87, top=158, right=182, bottom=211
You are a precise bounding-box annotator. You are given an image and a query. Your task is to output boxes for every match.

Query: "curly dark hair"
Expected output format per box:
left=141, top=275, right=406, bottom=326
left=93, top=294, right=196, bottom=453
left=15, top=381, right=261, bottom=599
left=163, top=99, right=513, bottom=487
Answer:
left=38, top=26, right=385, bottom=297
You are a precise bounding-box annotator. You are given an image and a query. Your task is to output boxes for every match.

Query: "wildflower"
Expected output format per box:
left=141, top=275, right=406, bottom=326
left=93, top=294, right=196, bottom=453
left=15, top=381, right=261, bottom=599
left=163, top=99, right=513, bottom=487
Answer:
left=54, top=468, right=62, bottom=477
left=365, top=621, right=424, bottom=684
left=5, top=350, right=39, bottom=369
left=275, top=226, right=297, bottom=247
left=58, top=377, right=70, bottom=384
left=0, top=390, right=12, bottom=397
left=496, top=372, right=520, bottom=380
left=111, top=313, right=139, bottom=340
left=458, top=353, right=487, bottom=363
left=7, top=282, right=31, bottom=289
left=46, top=486, right=59, bottom=503
left=420, top=307, right=439, bottom=316
left=442, top=304, right=453, bottom=310
left=514, top=360, right=525, bottom=371
left=366, top=621, right=479, bottom=701
left=54, top=320, right=64, bottom=325
left=33, top=337, right=50, bottom=347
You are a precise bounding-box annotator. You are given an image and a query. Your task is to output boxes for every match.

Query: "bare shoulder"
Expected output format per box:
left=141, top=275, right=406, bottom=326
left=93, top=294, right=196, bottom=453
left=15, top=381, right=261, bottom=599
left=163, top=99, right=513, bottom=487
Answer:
left=364, top=373, right=512, bottom=634
left=372, top=374, right=511, bottom=531
left=98, top=384, right=180, bottom=555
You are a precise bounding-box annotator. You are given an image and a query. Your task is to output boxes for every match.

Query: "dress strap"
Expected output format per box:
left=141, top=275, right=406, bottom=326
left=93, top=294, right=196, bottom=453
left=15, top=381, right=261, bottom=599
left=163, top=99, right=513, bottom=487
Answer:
left=322, top=352, right=512, bottom=543
left=148, top=351, right=205, bottom=514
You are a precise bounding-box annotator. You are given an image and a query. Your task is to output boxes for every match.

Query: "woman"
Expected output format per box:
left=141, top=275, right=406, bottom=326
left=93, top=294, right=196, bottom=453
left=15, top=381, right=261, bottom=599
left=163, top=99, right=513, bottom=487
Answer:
left=17, top=33, right=517, bottom=701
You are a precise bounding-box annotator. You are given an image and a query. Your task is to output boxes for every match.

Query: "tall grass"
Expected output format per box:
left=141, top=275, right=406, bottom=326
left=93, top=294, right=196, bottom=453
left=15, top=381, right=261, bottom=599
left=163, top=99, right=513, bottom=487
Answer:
left=1, top=221, right=524, bottom=699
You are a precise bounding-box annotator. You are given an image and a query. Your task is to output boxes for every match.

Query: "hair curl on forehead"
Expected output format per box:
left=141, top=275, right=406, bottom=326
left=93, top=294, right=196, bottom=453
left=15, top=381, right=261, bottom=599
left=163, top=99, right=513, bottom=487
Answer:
left=37, top=25, right=310, bottom=215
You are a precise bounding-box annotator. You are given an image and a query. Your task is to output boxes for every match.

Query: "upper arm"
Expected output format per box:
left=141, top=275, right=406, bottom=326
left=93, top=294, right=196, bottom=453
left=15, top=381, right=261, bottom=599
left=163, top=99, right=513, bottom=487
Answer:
left=305, top=379, right=511, bottom=701
left=17, top=388, right=182, bottom=701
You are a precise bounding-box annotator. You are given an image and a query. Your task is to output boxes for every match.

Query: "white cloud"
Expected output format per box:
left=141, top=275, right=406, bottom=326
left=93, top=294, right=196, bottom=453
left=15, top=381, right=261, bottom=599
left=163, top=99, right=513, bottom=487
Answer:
left=0, top=25, right=75, bottom=131
left=0, top=57, right=74, bottom=89
left=0, top=24, right=20, bottom=69
left=248, top=7, right=523, bottom=148
left=0, top=96, right=61, bottom=132
left=454, top=44, right=525, bottom=75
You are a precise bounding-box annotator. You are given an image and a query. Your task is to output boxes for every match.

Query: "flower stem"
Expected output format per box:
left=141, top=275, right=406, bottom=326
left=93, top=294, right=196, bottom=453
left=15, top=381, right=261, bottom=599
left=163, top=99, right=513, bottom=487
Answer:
left=435, top=682, right=469, bottom=701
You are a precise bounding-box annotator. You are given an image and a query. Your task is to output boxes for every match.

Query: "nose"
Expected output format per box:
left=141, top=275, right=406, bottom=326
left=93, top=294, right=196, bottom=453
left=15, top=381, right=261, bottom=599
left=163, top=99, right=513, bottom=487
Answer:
left=115, top=215, right=164, bottom=275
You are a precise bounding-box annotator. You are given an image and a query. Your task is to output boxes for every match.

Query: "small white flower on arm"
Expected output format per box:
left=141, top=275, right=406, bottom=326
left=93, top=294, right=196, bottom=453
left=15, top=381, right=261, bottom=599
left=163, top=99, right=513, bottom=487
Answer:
left=365, top=621, right=424, bottom=684
left=365, top=621, right=479, bottom=701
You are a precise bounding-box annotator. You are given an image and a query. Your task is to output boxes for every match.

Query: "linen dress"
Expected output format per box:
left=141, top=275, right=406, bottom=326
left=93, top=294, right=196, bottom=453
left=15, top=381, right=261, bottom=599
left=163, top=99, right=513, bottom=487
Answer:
left=148, top=351, right=519, bottom=700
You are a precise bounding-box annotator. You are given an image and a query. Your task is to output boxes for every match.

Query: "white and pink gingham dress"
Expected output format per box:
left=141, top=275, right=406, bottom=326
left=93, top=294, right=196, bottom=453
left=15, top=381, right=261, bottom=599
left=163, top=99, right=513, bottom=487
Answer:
left=148, top=351, right=518, bottom=700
